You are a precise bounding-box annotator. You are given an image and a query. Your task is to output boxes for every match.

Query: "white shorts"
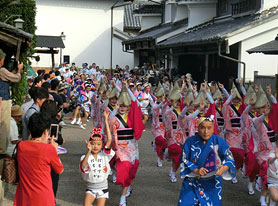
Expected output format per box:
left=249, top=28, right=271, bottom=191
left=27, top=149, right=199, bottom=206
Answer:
left=141, top=107, right=148, bottom=115
left=86, top=188, right=109, bottom=199
left=268, top=183, right=278, bottom=189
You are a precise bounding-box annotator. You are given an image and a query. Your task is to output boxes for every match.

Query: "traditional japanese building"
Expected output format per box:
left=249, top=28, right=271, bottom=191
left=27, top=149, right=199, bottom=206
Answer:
left=123, top=0, right=278, bottom=87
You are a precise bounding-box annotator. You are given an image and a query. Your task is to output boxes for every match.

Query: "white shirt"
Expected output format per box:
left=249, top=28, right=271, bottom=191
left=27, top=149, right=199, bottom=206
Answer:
left=140, top=92, right=152, bottom=108
left=7, top=117, right=19, bottom=156
left=268, top=152, right=278, bottom=184
left=80, top=149, right=115, bottom=184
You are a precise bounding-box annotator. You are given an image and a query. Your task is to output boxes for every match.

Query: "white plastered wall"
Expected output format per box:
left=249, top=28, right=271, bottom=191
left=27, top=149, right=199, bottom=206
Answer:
left=32, top=0, right=133, bottom=69
left=240, top=28, right=278, bottom=81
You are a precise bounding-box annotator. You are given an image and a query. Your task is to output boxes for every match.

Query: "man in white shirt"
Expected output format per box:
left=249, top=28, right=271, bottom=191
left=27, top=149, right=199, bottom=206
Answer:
left=7, top=105, right=23, bottom=156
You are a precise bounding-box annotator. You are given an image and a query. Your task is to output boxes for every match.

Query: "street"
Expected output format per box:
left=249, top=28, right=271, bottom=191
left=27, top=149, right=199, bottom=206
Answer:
left=2, top=118, right=261, bottom=206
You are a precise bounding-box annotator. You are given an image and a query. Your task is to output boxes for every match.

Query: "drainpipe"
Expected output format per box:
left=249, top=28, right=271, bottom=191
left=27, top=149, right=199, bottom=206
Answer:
left=218, top=40, right=246, bottom=84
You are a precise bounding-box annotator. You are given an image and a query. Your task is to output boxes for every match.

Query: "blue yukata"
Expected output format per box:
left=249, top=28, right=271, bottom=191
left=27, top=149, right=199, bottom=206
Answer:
left=179, top=134, right=236, bottom=206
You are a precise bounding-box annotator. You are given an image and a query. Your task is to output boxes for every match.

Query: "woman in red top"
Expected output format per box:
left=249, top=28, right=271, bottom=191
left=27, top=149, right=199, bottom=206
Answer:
left=14, top=112, right=63, bottom=206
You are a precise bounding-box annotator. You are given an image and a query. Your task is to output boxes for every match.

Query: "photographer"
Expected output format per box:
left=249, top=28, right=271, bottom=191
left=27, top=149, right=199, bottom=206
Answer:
left=0, top=49, right=23, bottom=158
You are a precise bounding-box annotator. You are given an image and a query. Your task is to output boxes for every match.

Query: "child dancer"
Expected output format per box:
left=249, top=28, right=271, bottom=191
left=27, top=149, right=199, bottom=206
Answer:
left=80, top=111, right=115, bottom=206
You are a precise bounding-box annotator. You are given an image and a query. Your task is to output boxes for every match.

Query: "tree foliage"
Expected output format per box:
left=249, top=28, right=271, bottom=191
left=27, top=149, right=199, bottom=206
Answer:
left=0, top=0, right=36, bottom=105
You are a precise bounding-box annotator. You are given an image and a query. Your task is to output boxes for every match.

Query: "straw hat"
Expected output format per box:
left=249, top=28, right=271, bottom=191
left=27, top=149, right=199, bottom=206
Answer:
left=244, top=85, right=257, bottom=105
left=231, top=83, right=242, bottom=100
left=11, top=105, right=24, bottom=117
left=255, top=85, right=269, bottom=108
left=118, top=85, right=131, bottom=106
left=183, top=89, right=194, bottom=105
left=156, top=82, right=165, bottom=97
left=192, top=91, right=208, bottom=106
left=169, top=81, right=181, bottom=100
left=98, top=78, right=108, bottom=93
left=212, top=84, right=223, bottom=100
left=108, top=85, right=119, bottom=99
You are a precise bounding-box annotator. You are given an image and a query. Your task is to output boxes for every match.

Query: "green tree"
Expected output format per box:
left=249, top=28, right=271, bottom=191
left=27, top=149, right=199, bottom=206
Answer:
left=0, top=0, right=36, bottom=105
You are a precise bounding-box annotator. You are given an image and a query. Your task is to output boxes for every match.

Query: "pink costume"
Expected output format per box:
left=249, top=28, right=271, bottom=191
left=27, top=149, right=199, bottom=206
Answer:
left=252, top=115, right=274, bottom=184
left=151, top=102, right=167, bottom=160
left=222, top=98, right=245, bottom=170
left=164, top=106, right=186, bottom=170
left=241, top=105, right=260, bottom=182
left=110, top=101, right=145, bottom=187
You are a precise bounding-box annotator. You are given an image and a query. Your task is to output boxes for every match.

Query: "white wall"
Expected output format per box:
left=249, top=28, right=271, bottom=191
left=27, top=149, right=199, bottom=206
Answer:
left=261, top=0, right=278, bottom=11
left=141, top=16, right=161, bottom=31
left=33, top=0, right=133, bottom=69
left=175, top=4, right=188, bottom=22
left=187, top=3, right=216, bottom=28
left=240, top=28, right=278, bottom=81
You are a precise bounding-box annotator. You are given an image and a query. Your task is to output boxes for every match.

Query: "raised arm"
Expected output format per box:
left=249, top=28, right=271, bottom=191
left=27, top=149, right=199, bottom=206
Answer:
left=104, top=111, right=112, bottom=148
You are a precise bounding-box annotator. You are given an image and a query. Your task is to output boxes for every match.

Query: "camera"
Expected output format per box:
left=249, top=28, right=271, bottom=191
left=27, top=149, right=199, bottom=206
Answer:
left=6, top=58, right=18, bottom=73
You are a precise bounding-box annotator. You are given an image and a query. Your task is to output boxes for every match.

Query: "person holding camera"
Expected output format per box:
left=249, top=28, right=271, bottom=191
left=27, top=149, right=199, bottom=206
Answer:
left=14, top=112, right=63, bottom=206
left=0, top=49, right=23, bottom=158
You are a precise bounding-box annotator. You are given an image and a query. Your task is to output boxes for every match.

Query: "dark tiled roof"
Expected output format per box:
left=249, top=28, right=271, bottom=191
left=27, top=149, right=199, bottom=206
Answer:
left=247, top=36, right=278, bottom=54
left=124, top=4, right=141, bottom=32
left=0, top=21, right=33, bottom=40
left=36, top=35, right=65, bottom=48
left=159, top=6, right=278, bottom=47
left=158, top=15, right=256, bottom=47
left=123, top=19, right=188, bottom=44
left=133, top=4, right=162, bottom=14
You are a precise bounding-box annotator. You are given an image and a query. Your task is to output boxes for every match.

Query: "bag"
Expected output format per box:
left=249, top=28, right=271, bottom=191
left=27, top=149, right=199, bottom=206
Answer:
left=1, top=144, right=19, bottom=184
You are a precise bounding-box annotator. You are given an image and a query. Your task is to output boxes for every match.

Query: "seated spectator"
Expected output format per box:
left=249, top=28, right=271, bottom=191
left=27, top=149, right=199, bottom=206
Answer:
left=14, top=112, right=63, bottom=206
left=7, top=105, right=23, bottom=157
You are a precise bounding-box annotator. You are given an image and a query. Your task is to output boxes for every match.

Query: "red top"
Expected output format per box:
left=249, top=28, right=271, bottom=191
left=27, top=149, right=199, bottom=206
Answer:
left=14, top=141, right=63, bottom=206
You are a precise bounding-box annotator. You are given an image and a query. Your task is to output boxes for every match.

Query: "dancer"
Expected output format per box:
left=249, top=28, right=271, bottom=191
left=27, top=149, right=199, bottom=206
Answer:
left=109, top=83, right=145, bottom=206
left=151, top=82, right=167, bottom=167
left=80, top=111, right=115, bottom=206
left=179, top=115, right=235, bottom=206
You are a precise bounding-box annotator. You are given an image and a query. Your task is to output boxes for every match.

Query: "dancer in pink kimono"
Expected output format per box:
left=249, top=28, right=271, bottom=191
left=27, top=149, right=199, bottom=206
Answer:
left=91, top=79, right=108, bottom=128
left=164, top=82, right=187, bottom=183
left=109, top=83, right=145, bottom=206
left=213, top=83, right=227, bottom=138
left=253, top=86, right=277, bottom=206
left=240, top=85, right=260, bottom=195
left=186, top=82, right=216, bottom=136
left=151, top=82, right=167, bottom=167
left=222, top=83, right=246, bottom=184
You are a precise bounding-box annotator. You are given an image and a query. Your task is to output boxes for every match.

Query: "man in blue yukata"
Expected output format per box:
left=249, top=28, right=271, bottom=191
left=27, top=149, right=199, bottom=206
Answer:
left=179, top=115, right=236, bottom=206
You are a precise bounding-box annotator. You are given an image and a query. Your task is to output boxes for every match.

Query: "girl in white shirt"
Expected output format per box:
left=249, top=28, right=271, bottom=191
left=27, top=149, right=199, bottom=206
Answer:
left=80, top=111, right=115, bottom=206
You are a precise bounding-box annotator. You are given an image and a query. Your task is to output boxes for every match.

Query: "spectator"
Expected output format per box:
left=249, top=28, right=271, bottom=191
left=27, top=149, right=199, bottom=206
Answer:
left=33, top=76, right=42, bottom=87
left=41, top=100, right=64, bottom=199
left=0, top=49, right=23, bottom=158
left=14, top=112, right=63, bottom=206
left=22, top=87, right=49, bottom=140
left=7, top=105, right=23, bottom=157
left=50, top=79, right=63, bottom=108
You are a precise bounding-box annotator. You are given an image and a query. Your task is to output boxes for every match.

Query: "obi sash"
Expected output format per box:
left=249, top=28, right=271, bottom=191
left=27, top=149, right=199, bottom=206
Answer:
left=116, top=114, right=134, bottom=140
left=263, top=119, right=277, bottom=142
left=216, top=107, right=224, bottom=126
left=231, top=117, right=241, bottom=128
left=159, top=114, right=163, bottom=123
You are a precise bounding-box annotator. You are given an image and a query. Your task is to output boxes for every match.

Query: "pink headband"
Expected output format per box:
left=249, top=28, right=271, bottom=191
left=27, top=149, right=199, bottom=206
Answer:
left=90, top=128, right=103, bottom=141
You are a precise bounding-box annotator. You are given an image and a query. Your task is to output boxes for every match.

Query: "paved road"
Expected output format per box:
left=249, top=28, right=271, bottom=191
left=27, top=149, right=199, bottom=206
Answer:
left=2, top=118, right=261, bottom=206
